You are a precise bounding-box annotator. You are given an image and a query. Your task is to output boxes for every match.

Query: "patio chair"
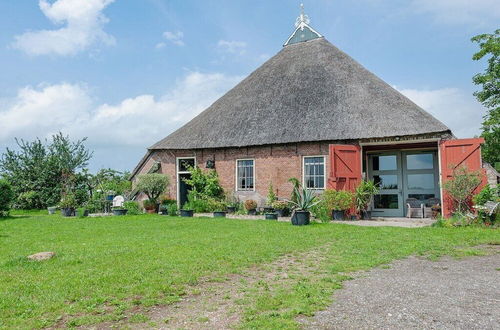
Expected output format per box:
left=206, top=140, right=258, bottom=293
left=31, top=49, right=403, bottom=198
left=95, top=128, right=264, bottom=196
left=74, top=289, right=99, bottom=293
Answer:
left=406, top=198, right=423, bottom=218
left=423, top=197, right=440, bottom=218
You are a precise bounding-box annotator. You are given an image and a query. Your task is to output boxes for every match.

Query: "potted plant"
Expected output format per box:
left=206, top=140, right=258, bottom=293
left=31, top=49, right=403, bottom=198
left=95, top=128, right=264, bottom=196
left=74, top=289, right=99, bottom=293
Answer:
left=213, top=201, right=228, bottom=217
left=112, top=206, right=128, bottom=216
left=264, top=183, right=277, bottom=213
left=324, top=190, right=354, bottom=220
left=272, top=200, right=288, bottom=217
left=180, top=208, right=194, bottom=217
left=76, top=207, right=89, bottom=217
left=60, top=194, right=76, bottom=217
left=167, top=203, right=178, bottom=216
left=354, top=180, right=379, bottom=220
left=265, top=212, right=278, bottom=220
left=143, top=199, right=157, bottom=214
left=245, top=199, right=257, bottom=215
left=289, top=187, right=320, bottom=226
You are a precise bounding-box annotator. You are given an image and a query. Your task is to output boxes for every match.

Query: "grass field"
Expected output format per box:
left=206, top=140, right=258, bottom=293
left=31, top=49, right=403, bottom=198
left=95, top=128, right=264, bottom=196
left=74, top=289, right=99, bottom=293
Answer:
left=0, top=212, right=498, bottom=328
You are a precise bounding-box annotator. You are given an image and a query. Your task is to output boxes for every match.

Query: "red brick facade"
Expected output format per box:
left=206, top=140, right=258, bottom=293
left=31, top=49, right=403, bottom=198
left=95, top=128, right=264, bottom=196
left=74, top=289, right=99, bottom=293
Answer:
left=134, top=142, right=333, bottom=206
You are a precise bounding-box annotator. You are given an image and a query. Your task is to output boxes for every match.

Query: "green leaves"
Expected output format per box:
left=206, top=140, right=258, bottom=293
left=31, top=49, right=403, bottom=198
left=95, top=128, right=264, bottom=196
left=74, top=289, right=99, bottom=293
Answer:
left=471, top=29, right=499, bottom=165
left=135, top=174, right=170, bottom=203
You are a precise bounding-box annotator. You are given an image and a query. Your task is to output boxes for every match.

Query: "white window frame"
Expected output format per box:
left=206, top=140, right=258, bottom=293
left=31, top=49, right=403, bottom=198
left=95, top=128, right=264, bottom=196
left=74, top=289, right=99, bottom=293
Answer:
left=235, top=159, right=255, bottom=192
left=302, top=155, right=326, bottom=190
left=176, top=157, right=196, bottom=207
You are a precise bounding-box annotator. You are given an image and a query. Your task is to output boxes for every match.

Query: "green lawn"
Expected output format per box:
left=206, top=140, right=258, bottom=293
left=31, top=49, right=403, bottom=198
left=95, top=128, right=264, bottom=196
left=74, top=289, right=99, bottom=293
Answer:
left=0, top=213, right=498, bottom=328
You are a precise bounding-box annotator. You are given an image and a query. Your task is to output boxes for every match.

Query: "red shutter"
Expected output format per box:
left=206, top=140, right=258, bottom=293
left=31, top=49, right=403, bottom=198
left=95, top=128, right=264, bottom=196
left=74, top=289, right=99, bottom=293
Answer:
left=328, top=144, right=362, bottom=192
left=439, top=138, right=487, bottom=217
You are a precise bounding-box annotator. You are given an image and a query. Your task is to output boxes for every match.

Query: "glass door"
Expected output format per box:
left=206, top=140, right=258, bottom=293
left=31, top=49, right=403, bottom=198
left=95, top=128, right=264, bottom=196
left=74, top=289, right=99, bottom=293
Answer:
left=402, top=151, right=439, bottom=208
left=368, top=153, right=404, bottom=217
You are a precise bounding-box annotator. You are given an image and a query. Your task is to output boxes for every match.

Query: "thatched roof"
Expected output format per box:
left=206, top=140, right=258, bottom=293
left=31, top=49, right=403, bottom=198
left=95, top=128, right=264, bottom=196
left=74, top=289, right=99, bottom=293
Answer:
left=151, top=37, right=450, bottom=150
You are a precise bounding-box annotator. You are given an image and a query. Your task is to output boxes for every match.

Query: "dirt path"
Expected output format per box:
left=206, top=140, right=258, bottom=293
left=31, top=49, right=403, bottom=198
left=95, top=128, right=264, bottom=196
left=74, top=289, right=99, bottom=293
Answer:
left=302, top=246, right=500, bottom=330
left=142, top=244, right=332, bottom=329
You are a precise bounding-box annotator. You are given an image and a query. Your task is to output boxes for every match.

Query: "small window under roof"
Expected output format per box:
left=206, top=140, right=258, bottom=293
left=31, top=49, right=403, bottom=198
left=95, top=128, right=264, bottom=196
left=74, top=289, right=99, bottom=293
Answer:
left=284, top=4, right=322, bottom=46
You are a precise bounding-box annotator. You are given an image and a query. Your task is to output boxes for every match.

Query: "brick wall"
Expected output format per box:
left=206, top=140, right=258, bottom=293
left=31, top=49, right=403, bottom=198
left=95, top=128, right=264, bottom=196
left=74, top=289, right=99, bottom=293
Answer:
left=134, top=142, right=332, bottom=206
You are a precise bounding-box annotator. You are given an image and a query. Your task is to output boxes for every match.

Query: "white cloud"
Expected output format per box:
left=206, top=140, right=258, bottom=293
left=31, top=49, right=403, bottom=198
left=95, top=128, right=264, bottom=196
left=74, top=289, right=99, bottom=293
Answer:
left=217, top=40, right=247, bottom=55
left=163, top=31, right=184, bottom=46
left=0, top=72, right=242, bottom=149
left=12, top=0, right=115, bottom=56
left=397, top=87, right=486, bottom=138
left=410, top=0, right=500, bottom=25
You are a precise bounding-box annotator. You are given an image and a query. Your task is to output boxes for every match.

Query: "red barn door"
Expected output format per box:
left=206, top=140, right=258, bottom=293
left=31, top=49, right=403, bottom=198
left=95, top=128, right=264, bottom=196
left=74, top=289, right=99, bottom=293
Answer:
left=439, top=138, right=487, bottom=217
left=328, top=144, right=362, bottom=192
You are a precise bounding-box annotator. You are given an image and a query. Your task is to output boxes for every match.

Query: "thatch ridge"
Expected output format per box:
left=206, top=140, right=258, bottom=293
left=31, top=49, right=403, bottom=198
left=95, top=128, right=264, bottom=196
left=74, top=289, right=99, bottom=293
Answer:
left=151, top=38, right=450, bottom=150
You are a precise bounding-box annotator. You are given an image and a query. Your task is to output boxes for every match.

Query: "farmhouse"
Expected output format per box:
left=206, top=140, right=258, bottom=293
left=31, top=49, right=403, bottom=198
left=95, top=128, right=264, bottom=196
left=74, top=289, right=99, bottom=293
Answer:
left=131, top=8, right=485, bottom=217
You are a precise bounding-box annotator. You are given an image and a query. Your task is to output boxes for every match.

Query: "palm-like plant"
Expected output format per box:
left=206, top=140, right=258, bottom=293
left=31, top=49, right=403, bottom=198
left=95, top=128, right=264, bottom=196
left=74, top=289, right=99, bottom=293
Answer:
left=354, top=180, right=379, bottom=212
left=289, top=186, right=320, bottom=211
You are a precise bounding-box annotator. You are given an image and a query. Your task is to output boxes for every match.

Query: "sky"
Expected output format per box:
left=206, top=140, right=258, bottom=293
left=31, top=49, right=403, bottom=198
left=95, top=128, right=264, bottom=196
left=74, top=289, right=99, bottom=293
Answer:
left=0, top=0, right=498, bottom=172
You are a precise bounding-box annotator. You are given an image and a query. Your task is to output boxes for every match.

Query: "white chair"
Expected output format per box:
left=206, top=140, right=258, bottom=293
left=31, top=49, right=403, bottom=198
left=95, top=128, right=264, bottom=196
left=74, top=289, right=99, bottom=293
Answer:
left=112, top=195, right=125, bottom=208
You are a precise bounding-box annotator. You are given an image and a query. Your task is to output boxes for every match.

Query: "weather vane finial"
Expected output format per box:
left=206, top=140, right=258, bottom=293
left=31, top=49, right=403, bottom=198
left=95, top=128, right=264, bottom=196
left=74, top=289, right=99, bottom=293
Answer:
left=295, top=3, right=310, bottom=28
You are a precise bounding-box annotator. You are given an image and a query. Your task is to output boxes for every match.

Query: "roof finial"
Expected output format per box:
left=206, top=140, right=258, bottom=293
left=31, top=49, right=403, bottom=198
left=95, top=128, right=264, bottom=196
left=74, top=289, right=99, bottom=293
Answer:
left=295, top=3, right=310, bottom=28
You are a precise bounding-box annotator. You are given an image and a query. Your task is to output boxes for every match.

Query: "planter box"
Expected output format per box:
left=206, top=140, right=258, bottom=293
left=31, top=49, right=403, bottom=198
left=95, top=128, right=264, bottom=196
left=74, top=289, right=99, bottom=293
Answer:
left=61, top=208, right=75, bottom=217
left=292, top=211, right=310, bottom=226
left=275, top=209, right=288, bottom=217
left=247, top=209, right=257, bottom=215
left=213, top=211, right=227, bottom=218
left=332, top=210, right=345, bottom=221
left=227, top=206, right=236, bottom=213
left=180, top=209, right=194, bottom=217
left=265, top=213, right=278, bottom=220
left=112, top=209, right=128, bottom=216
left=263, top=207, right=274, bottom=213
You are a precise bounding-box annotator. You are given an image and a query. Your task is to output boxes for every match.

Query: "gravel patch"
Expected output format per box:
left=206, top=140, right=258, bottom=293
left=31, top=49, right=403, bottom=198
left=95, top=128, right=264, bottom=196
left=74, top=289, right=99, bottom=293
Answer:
left=303, top=248, right=500, bottom=330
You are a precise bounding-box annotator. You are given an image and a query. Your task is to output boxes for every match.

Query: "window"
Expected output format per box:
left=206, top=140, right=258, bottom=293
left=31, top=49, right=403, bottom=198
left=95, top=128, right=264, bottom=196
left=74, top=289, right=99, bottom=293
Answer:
left=178, top=158, right=195, bottom=172
left=303, top=156, right=325, bottom=189
left=406, top=153, right=434, bottom=170
left=237, top=160, right=254, bottom=191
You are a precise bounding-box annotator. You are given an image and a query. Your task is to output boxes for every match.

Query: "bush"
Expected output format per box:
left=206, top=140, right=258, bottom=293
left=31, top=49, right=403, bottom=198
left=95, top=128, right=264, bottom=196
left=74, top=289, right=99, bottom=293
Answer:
left=143, top=199, right=157, bottom=211
left=183, top=165, right=224, bottom=200
left=271, top=200, right=288, bottom=210
left=167, top=203, right=178, bottom=216
left=473, top=185, right=499, bottom=206
left=0, top=179, right=14, bottom=216
left=266, top=183, right=277, bottom=206
left=59, top=193, right=77, bottom=209
left=323, top=189, right=354, bottom=211
left=16, top=190, right=43, bottom=210
left=244, top=199, right=257, bottom=210
left=124, top=201, right=141, bottom=215
left=442, top=166, right=482, bottom=213
left=183, top=192, right=225, bottom=212
left=136, top=174, right=170, bottom=203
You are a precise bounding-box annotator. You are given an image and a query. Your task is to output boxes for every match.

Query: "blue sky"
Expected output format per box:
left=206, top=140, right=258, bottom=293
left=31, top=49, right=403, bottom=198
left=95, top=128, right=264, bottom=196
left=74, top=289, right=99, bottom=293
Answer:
left=0, top=0, right=498, bottom=172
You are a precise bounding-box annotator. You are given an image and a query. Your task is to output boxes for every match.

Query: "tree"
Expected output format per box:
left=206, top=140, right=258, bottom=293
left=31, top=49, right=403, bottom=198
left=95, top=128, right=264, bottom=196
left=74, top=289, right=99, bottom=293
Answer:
left=0, top=179, right=14, bottom=216
left=136, top=174, right=169, bottom=203
left=0, top=133, right=92, bottom=208
left=472, top=29, right=499, bottom=167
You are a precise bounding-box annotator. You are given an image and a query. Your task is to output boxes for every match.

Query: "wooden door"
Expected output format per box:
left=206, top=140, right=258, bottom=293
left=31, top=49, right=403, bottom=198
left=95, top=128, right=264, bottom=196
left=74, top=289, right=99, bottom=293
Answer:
left=439, top=138, right=486, bottom=217
left=328, top=145, right=362, bottom=192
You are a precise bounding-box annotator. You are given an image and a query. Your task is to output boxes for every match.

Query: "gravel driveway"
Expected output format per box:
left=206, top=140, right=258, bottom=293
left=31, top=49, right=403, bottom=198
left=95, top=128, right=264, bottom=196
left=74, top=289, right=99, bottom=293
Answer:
left=304, top=249, right=499, bottom=330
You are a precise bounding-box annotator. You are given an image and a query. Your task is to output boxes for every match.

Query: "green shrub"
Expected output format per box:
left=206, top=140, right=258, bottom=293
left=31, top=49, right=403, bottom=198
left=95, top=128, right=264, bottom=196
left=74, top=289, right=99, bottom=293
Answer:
left=124, top=201, right=141, bottom=215
left=323, top=189, right=354, bottom=211
left=0, top=179, right=14, bottom=216
left=59, top=193, right=77, bottom=209
left=266, top=183, right=277, bottom=206
left=167, top=203, right=178, bottom=216
left=473, top=185, right=499, bottom=205
left=136, top=174, right=170, bottom=204
left=16, top=190, right=43, bottom=210
left=442, top=166, right=482, bottom=213
left=311, top=201, right=331, bottom=223
left=183, top=192, right=225, bottom=212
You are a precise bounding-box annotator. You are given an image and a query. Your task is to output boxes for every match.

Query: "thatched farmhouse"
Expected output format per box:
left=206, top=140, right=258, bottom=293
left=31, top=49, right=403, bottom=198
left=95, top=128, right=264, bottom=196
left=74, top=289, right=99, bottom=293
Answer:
left=131, top=9, right=485, bottom=217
